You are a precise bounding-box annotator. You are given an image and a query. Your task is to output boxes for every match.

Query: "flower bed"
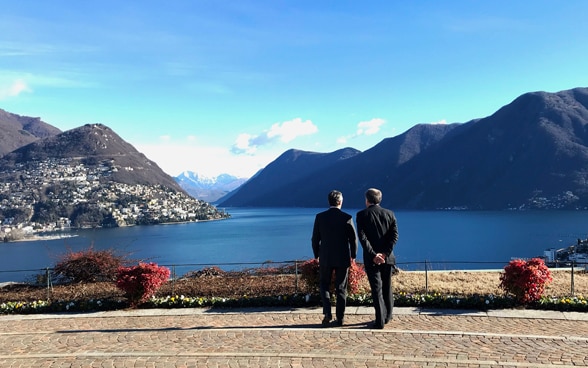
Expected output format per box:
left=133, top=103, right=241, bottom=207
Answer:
left=1, top=266, right=587, bottom=315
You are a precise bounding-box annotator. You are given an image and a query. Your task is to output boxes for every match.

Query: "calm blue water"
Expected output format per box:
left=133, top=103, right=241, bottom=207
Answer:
left=1, top=208, right=586, bottom=282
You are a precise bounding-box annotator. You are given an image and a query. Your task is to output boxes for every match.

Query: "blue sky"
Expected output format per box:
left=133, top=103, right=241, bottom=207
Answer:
left=1, top=1, right=587, bottom=178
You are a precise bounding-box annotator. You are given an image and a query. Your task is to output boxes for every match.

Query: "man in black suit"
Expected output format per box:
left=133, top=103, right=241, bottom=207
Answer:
left=312, top=190, right=358, bottom=327
left=356, top=188, right=398, bottom=329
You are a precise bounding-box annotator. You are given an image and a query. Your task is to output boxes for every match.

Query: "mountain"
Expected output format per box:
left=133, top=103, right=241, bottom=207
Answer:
left=0, top=108, right=61, bottom=156
left=220, top=87, right=588, bottom=210
left=0, top=123, right=228, bottom=237
left=217, top=147, right=361, bottom=206
left=390, top=87, right=588, bottom=210
left=218, top=125, right=457, bottom=208
left=0, top=123, right=183, bottom=192
left=175, top=171, right=247, bottom=203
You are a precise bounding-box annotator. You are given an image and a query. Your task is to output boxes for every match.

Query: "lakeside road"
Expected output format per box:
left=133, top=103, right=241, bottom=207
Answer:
left=1, top=306, right=587, bottom=367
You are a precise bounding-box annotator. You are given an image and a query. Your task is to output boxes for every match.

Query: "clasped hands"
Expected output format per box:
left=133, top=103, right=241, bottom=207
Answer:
left=373, top=253, right=386, bottom=265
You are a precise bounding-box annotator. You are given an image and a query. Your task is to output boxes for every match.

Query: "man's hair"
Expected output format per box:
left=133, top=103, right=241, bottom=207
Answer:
left=328, top=190, right=343, bottom=206
left=365, top=188, right=382, bottom=205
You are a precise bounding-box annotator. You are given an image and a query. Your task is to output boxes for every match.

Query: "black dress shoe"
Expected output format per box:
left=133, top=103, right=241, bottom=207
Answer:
left=321, top=316, right=332, bottom=327
left=369, top=321, right=384, bottom=329
left=334, top=319, right=344, bottom=327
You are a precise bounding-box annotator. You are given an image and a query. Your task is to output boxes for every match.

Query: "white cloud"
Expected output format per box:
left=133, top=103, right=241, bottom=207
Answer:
left=338, top=117, right=386, bottom=144
left=233, top=133, right=257, bottom=154
left=356, top=118, right=385, bottom=136
left=231, top=117, right=318, bottom=154
left=267, top=118, right=318, bottom=143
left=0, top=72, right=93, bottom=101
left=135, top=135, right=277, bottom=178
left=0, top=79, right=31, bottom=100
left=429, top=119, right=447, bottom=125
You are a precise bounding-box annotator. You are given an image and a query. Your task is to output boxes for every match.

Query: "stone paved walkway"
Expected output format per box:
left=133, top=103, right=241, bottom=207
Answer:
left=1, top=306, right=587, bottom=367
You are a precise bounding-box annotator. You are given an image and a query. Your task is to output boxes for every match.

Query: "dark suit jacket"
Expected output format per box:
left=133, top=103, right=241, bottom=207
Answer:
left=356, top=204, right=398, bottom=266
left=311, top=207, right=358, bottom=268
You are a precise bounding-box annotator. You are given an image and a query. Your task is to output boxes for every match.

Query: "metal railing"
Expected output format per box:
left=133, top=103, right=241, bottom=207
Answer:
left=1, top=259, right=586, bottom=298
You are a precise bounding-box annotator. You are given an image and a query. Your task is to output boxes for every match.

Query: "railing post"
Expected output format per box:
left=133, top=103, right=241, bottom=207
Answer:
left=294, top=260, right=299, bottom=293
left=172, top=265, right=176, bottom=295
left=425, top=260, right=429, bottom=294
left=571, top=261, right=575, bottom=296
left=46, top=267, right=51, bottom=300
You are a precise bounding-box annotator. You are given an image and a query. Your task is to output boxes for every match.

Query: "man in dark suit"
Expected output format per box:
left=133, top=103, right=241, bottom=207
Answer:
left=356, top=188, right=398, bottom=329
left=312, top=190, right=358, bottom=327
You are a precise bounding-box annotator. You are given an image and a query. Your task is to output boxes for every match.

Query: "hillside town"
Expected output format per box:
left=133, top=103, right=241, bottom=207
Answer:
left=543, top=237, right=588, bottom=268
left=0, top=157, right=230, bottom=241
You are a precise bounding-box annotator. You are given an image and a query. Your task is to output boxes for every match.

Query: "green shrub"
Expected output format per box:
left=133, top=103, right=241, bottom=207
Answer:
left=116, top=262, right=171, bottom=307
left=53, top=246, right=129, bottom=283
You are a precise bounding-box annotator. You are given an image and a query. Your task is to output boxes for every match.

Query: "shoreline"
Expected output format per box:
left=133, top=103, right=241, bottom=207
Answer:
left=4, top=217, right=230, bottom=243
left=10, top=233, right=79, bottom=243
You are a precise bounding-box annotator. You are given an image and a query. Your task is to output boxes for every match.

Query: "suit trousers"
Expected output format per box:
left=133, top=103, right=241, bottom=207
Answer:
left=319, top=265, right=349, bottom=320
left=365, top=262, right=394, bottom=327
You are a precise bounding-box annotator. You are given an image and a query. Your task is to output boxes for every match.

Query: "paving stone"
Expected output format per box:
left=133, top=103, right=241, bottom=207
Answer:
left=0, top=307, right=587, bottom=367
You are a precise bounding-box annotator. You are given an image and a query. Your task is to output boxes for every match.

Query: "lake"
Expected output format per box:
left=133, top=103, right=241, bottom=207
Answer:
left=1, top=208, right=586, bottom=282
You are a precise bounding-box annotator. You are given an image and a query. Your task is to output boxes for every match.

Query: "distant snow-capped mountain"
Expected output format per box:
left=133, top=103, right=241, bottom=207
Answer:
left=175, top=171, right=247, bottom=203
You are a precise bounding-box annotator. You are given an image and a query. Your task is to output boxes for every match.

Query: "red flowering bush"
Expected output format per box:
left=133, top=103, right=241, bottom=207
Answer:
left=499, top=258, right=553, bottom=304
left=347, top=261, right=367, bottom=294
left=299, top=258, right=366, bottom=295
left=116, top=262, right=171, bottom=307
left=299, top=259, right=320, bottom=293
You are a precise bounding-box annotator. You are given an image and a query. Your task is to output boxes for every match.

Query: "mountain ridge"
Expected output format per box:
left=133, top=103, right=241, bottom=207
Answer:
left=220, top=87, right=588, bottom=210
left=0, top=123, right=228, bottom=238
left=0, top=108, right=61, bottom=156
left=175, top=171, right=247, bottom=203
left=0, top=123, right=185, bottom=193
left=216, top=147, right=361, bottom=206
